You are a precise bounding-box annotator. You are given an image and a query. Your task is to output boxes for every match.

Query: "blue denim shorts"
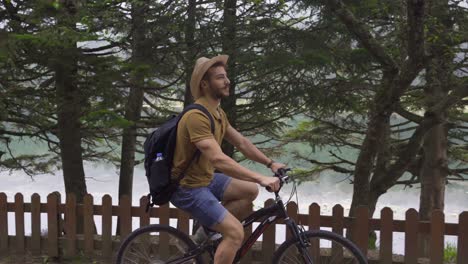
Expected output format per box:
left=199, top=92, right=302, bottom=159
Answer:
left=171, top=173, right=232, bottom=228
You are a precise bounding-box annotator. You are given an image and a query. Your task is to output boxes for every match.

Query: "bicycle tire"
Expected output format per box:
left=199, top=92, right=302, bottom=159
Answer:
left=116, top=224, right=204, bottom=264
left=273, top=230, right=367, bottom=264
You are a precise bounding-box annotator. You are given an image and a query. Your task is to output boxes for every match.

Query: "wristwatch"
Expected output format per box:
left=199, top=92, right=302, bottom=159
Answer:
left=266, top=159, right=275, bottom=168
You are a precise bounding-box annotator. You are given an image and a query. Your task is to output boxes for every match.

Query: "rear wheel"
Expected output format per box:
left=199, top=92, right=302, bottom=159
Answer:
left=116, top=224, right=204, bottom=264
left=273, top=230, right=367, bottom=264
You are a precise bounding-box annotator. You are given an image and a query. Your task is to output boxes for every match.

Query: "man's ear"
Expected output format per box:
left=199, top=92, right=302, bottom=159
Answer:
left=200, top=79, right=208, bottom=89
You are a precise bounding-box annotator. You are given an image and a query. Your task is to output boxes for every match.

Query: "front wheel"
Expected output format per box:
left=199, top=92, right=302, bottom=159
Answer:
left=116, top=224, right=204, bottom=264
left=273, top=230, right=367, bottom=264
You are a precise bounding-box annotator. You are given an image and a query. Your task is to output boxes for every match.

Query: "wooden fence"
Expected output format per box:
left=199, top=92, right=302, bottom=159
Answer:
left=0, top=192, right=467, bottom=263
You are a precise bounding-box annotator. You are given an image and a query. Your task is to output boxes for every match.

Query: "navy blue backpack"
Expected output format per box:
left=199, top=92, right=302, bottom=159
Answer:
left=143, top=104, right=214, bottom=209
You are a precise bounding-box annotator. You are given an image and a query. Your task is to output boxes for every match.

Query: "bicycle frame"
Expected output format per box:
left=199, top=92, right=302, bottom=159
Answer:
left=166, top=194, right=295, bottom=264
left=120, top=169, right=368, bottom=264
left=234, top=192, right=312, bottom=263
left=167, top=187, right=313, bottom=263
left=234, top=200, right=285, bottom=261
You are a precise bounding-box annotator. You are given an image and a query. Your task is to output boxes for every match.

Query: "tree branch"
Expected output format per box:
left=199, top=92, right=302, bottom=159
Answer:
left=396, top=103, right=423, bottom=123
left=306, top=158, right=354, bottom=174
left=326, top=0, right=398, bottom=71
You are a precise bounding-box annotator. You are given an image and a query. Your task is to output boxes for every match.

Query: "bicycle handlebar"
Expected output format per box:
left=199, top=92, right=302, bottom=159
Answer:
left=266, top=168, right=291, bottom=192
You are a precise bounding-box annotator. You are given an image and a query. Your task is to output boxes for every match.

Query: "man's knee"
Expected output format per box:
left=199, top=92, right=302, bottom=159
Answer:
left=224, top=222, right=244, bottom=246
left=214, top=214, right=244, bottom=246
left=246, top=182, right=259, bottom=201
left=223, top=178, right=259, bottom=202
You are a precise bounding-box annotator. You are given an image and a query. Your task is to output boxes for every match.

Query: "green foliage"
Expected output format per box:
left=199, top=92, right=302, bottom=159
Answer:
left=270, top=1, right=468, bottom=210
left=368, top=231, right=377, bottom=250
left=288, top=167, right=321, bottom=183
left=81, top=110, right=134, bottom=129
left=284, top=121, right=323, bottom=146
left=0, top=153, right=57, bottom=175
left=0, top=0, right=130, bottom=175
left=1, top=0, right=466, bottom=192
left=444, top=243, right=457, bottom=263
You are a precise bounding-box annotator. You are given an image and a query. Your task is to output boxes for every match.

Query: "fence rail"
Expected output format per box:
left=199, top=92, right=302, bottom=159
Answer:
left=0, top=192, right=467, bottom=263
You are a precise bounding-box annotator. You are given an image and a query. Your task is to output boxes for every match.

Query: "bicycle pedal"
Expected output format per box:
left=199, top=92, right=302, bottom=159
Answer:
left=208, top=232, right=222, bottom=241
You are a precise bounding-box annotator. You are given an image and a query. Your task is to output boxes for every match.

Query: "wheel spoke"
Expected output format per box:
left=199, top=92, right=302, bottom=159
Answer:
left=274, top=231, right=366, bottom=264
left=116, top=225, right=202, bottom=264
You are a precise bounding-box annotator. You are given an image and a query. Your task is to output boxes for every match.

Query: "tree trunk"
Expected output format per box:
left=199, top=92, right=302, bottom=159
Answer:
left=184, top=0, right=197, bottom=107
left=221, top=0, right=238, bottom=157
left=418, top=120, right=448, bottom=255
left=118, top=0, right=148, bottom=201
left=347, top=103, right=392, bottom=240
left=55, top=0, right=87, bottom=233
left=117, top=0, right=149, bottom=235
left=418, top=0, right=451, bottom=255
left=331, top=0, right=426, bottom=242
left=349, top=73, right=396, bottom=219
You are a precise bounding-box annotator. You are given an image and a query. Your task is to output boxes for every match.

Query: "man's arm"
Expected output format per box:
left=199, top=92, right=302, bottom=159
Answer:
left=194, top=138, right=280, bottom=191
left=224, top=125, right=285, bottom=172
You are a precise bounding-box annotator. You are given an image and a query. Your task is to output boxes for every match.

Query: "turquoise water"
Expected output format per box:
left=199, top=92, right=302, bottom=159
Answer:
left=1, top=121, right=467, bottom=255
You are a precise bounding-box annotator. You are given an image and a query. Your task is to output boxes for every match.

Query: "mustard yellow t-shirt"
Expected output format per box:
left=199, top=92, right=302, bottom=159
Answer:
left=171, top=97, right=230, bottom=188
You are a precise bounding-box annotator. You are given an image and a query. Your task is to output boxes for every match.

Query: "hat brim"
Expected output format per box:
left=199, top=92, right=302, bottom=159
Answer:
left=190, top=55, right=229, bottom=100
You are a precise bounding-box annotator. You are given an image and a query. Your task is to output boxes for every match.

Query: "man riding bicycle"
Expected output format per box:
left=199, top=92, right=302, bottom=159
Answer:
left=170, top=54, right=285, bottom=264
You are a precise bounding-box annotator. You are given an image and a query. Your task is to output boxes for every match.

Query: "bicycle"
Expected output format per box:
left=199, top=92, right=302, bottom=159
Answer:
left=116, top=168, right=368, bottom=263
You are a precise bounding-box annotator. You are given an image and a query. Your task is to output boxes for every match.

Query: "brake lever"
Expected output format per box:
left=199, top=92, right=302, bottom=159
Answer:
left=276, top=168, right=291, bottom=177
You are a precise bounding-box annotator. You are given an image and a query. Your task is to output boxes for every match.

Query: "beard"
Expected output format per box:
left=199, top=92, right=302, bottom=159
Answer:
left=209, top=84, right=229, bottom=99
left=214, top=88, right=226, bottom=99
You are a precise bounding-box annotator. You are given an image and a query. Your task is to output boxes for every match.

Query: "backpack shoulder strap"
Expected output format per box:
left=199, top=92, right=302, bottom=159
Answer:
left=180, top=104, right=215, bottom=134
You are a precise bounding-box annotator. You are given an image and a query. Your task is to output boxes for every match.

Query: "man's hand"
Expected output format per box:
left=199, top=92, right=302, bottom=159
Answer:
left=270, top=162, right=287, bottom=174
left=259, top=176, right=281, bottom=192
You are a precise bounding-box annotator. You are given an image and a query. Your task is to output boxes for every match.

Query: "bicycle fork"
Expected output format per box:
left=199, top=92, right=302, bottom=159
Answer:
left=285, top=218, right=314, bottom=264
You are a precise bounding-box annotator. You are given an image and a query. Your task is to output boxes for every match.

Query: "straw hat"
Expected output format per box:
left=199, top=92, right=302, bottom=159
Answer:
left=190, top=55, right=229, bottom=100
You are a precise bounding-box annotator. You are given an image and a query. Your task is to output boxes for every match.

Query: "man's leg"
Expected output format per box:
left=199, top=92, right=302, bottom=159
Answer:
left=222, top=178, right=259, bottom=220
left=210, top=211, right=244, bottom=264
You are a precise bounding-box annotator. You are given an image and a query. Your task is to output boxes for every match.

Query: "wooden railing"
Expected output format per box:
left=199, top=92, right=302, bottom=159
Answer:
left=0, top=192, right=467, bottom=263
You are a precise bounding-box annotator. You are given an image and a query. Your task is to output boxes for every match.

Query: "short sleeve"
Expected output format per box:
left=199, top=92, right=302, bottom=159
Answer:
left=185, top=110, right=214, bottom=143
left=219, top=108, right=231, bottom=128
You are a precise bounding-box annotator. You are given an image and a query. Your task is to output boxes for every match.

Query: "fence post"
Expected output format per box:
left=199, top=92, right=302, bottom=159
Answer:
left=430, top=210, right=444, bottom=264
left=139, top=196, right=150, bottom=228
left=458, top=212, right=468, bottom=264
left=332, top=204, right=344, bottom=236
left=119, top=195, right=132, bottom=240
left=14, top=193, right=25, bottom=255
left=308, top=203, right=320, bottom=230
left=0, top=193, right=8, bottom=255
left=331, top=204, right=345, bottom=262
left=262, top=199, right=276, bottom=263
left=307, top=203, right=319, bottom=229
left=159, top=203, right=170, bottom=259
left=380, top=207, right=393, bottom=264
left=65, top=193, right=76, bottom=258
left=307, top=203, right=321, bottom=263
left=47, top=193, right=59, bottom=258
left=31, top=193, right=41, bottom=255
left=102, top=195, right=113, bottom=259
left=355, top=206, right=369, bottom=257
left=52, top=192, right=64, bottom=236
left=83, top=194, right=94, bottom=257
left=404, top=209, right=418, bottom=264
left=286, top=202, right=298, bottom=241
left=177, top=206, right=190, bottom=235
